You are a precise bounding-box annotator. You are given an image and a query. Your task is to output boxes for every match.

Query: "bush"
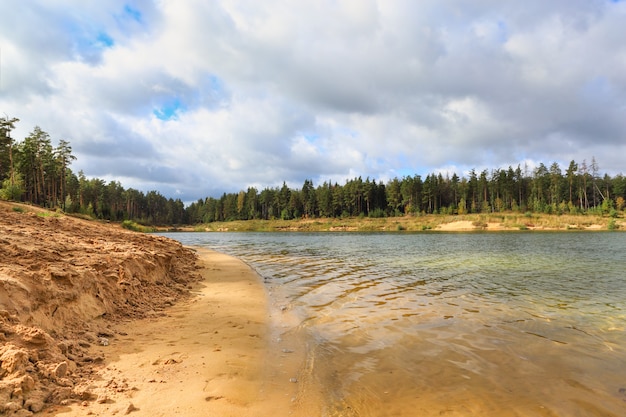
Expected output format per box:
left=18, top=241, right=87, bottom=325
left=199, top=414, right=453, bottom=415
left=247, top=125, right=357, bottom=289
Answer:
left=121, top=220, right=156, bottom=233
left=369, top=208, right=386, bottom=218
left=607, top=219, right=619, bottom=230
left=0, top=175, right=25, bottom=201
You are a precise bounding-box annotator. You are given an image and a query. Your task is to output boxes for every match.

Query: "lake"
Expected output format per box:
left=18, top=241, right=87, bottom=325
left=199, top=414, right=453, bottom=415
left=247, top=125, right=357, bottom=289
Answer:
left=161, top=231, right=626, bottom=416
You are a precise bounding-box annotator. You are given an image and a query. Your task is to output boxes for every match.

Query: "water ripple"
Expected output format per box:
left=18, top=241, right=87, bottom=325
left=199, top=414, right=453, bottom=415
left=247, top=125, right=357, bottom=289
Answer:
left=163, top=231, right=626, bottom=416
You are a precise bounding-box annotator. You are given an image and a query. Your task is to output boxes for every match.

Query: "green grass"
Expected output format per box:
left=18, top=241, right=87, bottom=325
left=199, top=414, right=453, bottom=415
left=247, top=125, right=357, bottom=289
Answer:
left=37, top=211, right=61, bottom=218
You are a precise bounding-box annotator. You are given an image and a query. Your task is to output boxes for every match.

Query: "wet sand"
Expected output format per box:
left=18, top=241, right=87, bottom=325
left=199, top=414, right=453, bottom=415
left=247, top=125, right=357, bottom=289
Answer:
left=47, top=248, right=315, bottom=417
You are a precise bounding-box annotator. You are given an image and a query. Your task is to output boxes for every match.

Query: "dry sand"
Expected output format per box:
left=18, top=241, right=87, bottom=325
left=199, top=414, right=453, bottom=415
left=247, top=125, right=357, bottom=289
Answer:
left=0, top=201, right=199, bottom=415
left=0, top=201, right=315, bottom=417
left=46, top=249, right=284, bottom=417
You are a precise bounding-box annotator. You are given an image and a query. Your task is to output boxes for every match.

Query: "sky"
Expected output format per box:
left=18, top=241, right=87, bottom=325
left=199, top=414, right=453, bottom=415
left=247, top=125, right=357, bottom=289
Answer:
left=1, top=1, right=625, bottom=203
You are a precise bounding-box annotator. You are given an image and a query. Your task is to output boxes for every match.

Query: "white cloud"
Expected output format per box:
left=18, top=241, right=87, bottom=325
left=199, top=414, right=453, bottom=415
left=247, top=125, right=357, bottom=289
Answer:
left=1, top=0, right=625, bottom=203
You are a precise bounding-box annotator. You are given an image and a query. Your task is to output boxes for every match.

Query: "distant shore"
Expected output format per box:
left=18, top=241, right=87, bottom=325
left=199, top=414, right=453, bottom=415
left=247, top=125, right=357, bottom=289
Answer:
left=162, top=212, right=624, bottom=233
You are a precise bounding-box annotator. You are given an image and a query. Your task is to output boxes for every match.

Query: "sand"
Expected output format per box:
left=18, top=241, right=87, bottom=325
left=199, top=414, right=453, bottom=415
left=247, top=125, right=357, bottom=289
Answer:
left=0, top=201, right=315, bottom=417
left=0, top=201, right=200, bottom=415
left=45, top=249, right=277, bottom=417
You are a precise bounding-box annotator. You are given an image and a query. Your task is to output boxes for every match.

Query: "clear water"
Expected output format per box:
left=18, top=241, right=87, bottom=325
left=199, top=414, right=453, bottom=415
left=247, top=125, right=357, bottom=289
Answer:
left=161, top=231, right=626, bottom=416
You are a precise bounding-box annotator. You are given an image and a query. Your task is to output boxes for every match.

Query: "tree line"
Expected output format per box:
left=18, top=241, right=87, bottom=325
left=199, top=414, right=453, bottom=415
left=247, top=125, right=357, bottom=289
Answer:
left=186, top=161, right=626, bottom=224
left=2, top=116, right=625, bottom=226
left=1, top=117, right=186, bottom=224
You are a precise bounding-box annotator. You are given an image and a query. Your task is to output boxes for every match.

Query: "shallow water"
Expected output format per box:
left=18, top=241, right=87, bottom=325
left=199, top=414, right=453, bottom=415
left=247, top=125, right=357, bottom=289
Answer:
left=162, top=231, right=626, bottom=416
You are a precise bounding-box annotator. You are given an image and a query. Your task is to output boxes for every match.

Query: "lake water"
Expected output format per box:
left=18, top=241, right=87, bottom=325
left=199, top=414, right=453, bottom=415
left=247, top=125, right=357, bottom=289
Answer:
left=161, top=231, right=626, bottom=416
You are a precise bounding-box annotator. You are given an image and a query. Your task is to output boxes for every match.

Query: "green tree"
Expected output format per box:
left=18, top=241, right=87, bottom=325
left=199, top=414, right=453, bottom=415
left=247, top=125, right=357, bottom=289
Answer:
left=387, top=177, right=403, bottom=215
left=566, top=160, right=578, bottom=206
left=301, top=179, right=316, bottom=218
left=316, top=182, right=333, bottom=217
left=246, top=187, right=260, bottom=219
left=0, top=116, right=20, bottom=186
left=18, top=126, right=55, bottom=205
left=55, top=139, right=76, bottom=210
left=549, top=162, right=562, bottom=206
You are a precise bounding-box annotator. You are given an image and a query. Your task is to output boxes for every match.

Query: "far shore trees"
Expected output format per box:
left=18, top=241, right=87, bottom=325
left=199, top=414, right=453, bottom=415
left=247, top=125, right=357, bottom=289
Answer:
left=1, top=115, right=626, bottom=225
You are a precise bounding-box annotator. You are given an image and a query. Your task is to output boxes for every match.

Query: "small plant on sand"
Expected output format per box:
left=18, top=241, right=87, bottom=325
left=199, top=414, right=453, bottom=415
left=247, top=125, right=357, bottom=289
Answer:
left=12, top=206, right=24, bottom=213
left=37, top=211, right=60, bottom=218
left=607, top=219, right=619, bottom=231
left=472, top=220, right=487, bottom=229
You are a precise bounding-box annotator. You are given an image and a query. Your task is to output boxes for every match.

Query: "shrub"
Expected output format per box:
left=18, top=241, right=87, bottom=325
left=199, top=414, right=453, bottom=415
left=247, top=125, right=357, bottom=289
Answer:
left=0, top=175, right=25, bottom=201
left=369, top=208, right=386, bottom=218
left=121, top=220, right=156, bottom=233
left=121, top=220, right=138, bottom=231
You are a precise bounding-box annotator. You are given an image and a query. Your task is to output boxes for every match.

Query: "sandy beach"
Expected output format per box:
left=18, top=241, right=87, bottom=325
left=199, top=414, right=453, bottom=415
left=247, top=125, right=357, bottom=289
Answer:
left=0, top=201, right=316, bottom=416
left=45, top=248, right=325, bottom=417
left=46, top=249, right=280, bottom=417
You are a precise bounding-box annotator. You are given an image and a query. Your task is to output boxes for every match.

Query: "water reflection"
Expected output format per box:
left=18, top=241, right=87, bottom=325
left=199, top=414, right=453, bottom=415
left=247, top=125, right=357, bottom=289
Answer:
left=162, top=232, right=626, bottom=416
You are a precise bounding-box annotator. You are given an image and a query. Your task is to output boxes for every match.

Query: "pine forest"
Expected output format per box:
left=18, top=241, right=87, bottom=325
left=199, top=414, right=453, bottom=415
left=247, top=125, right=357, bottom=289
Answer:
left=2, top=117, right=625, bottom=226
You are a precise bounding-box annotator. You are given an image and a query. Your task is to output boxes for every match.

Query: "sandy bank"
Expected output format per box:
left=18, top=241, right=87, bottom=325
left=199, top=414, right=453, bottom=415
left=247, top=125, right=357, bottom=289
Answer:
left=45, top=249, right=274, bottom=417
left=46, top=248, right=323, bottom=417
left=1, top=201, right=318, bottom=416
left=0, top=202, right=200, bottom=415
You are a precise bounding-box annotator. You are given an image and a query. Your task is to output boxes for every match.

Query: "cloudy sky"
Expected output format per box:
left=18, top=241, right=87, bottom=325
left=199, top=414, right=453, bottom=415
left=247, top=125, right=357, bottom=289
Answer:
left=1, top=1, right=625, bottom=202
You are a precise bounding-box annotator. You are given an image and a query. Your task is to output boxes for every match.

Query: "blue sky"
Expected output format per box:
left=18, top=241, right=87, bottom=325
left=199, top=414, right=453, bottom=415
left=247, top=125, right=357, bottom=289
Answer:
left=1, top=1, right=625, bottom=203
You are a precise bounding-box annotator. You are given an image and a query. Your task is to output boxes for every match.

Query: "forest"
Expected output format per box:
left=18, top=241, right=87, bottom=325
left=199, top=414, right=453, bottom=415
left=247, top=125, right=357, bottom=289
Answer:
left=2, top=116, right=625, bottom=226
left=0, top=117, right=186, bottom=225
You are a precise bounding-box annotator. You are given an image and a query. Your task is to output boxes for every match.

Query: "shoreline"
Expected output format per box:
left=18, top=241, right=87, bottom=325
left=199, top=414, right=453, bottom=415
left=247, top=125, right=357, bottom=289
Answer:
left=160, top=213, right=625, bottom=233
left=44, top=248, right=315, bottom=417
